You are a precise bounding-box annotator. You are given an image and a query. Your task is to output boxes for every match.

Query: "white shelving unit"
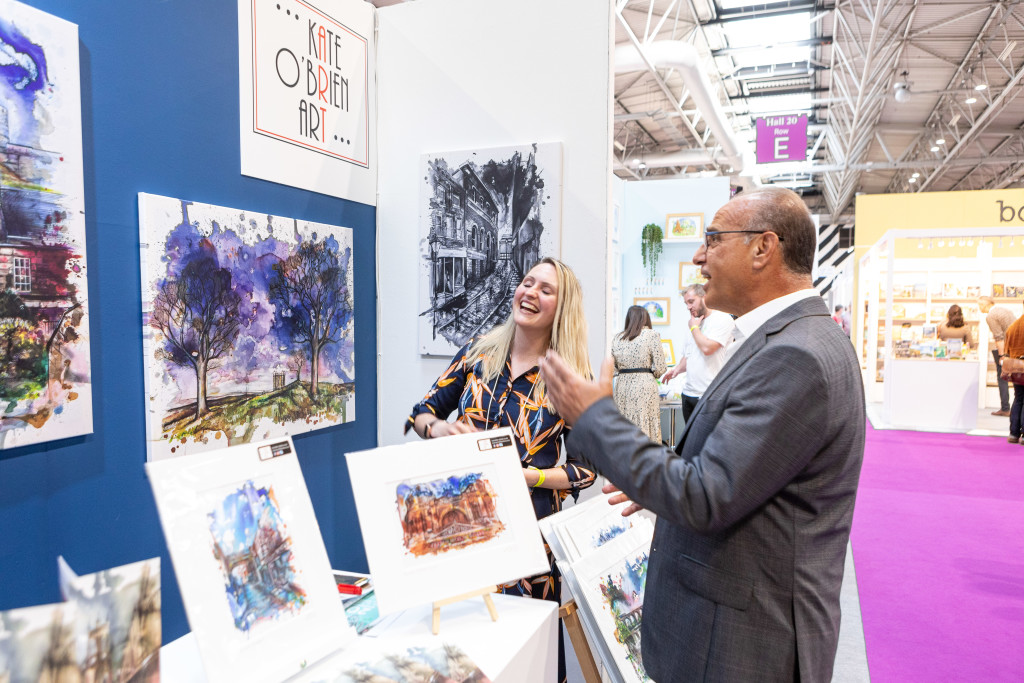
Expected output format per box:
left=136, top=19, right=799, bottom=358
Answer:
left=857, top=228, right=1024, bottom=413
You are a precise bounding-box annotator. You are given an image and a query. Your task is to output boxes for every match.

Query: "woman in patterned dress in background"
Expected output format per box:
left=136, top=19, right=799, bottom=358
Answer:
left=407, top=257, right=596, bottom=683
left=611, top=305, right=667, bottom=443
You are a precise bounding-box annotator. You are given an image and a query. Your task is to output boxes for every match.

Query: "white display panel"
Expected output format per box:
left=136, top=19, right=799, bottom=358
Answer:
left=374, top=0, right=612, bottom=447
left=346, top=427, right=549, bottom=616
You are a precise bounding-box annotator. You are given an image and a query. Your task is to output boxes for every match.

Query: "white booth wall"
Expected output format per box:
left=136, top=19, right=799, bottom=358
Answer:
left=375, top=0, right=613, bottom=446
left=616, top=177, right=730, bottom=353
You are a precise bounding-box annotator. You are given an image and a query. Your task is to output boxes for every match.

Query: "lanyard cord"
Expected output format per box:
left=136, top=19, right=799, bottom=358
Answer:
left=481, top=357, right=539, bottom=435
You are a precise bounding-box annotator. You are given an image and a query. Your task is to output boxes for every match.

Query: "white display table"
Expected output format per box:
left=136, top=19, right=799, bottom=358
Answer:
left=883, top=357, right=979, bottom=432
left=161, top=592, right=557, bottom=682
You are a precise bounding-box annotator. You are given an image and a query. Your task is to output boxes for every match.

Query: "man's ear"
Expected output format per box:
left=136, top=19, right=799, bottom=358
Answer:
left=751, top=232, right=781, bottom=271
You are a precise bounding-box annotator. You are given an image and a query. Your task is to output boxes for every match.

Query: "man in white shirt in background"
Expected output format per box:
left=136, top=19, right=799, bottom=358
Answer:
left=979, top=296, right=1016, bottom=416
left=661, top=284, right=734, bottom=425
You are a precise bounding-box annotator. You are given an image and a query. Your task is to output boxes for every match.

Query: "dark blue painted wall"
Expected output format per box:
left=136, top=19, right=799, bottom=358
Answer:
left=0, top=0, right=375, bottom=643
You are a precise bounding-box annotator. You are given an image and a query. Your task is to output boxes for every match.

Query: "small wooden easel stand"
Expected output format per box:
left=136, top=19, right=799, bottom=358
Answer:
left=431, top=585, right=499, bottom=635
left=559, top=599, right=602, bottom=683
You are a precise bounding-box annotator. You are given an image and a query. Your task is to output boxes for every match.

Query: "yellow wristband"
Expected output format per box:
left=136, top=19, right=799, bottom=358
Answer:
left=534, top=469, right=546, bottom=488
left=690, top=325, right=698, bottom=332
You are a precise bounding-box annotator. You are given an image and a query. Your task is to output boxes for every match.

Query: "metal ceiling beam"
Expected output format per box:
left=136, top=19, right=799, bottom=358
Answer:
left=919, top=63, right=1024, bottom=190
left=885, top=2, right=1022, bottom=193
left=703, top=1, right=818, bottom=25
left=615, top=7, right=717, bottom=162
left=711, top=37, right=832, bottom=56
left=824, top=0, right=918, bottom=219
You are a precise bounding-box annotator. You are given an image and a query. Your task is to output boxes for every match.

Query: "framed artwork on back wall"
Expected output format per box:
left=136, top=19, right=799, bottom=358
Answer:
left=664, top=212, right=704, bottom=243
left=679, top=262, right=707, bottom=290
left=634, top=297, right=670, bottom=325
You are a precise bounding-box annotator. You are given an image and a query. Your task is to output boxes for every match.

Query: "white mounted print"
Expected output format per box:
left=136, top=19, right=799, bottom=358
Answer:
left=139, top=193, right=355, bottom=461
left=238, top=0, right=376, bottom=205
left=147, top=437, right=355, bottom=683
left=418, top=142, right=562, bottom=356
left=577, top=534, right=652, bottom=683
left=346, top=428, right=549, bottom=615
left=0, top=1, right=92, bottom=450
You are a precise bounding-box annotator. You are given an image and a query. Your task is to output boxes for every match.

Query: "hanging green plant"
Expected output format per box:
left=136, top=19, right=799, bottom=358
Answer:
left=641, top=223, right=663, bottom=281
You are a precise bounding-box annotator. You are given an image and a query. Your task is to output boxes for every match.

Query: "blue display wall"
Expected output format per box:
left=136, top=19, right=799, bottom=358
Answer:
left=0, top=0, right=376, bottom=643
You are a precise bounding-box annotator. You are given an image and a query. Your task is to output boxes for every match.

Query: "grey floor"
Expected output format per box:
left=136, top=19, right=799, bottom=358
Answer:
left=562, top=481, right=871, bottom=683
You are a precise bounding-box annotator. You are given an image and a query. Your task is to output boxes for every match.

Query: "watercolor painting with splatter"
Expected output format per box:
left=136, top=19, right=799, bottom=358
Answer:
left=0, top=1, right=92, bottom=450
left=139, top=193, right=355, bottom=460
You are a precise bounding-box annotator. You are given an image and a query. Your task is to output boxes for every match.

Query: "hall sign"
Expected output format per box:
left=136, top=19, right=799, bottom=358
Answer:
left=755, top=114, right=808, bottom=164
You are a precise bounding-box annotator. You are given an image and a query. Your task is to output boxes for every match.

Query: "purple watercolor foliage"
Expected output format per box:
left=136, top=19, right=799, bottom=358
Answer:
left=152, top=201, right=353, bottom=408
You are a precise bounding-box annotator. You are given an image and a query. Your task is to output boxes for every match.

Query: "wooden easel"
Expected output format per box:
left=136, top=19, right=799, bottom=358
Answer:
left=559, top=599, right=602, bottom=683
left=431, top=585, right=499, bottom=635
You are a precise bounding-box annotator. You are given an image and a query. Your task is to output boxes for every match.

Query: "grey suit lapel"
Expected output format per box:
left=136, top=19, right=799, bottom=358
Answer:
left=674, top=297, right=830, bottom=452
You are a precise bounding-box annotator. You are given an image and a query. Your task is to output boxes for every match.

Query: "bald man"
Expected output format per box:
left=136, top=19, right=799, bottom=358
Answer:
left=541, top=187, right=865, bottom=682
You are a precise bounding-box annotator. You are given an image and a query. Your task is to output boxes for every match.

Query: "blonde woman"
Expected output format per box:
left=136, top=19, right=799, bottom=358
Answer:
left=612, top=305, right=667, bottom=442
left=406, top=257, right=595, bottom=683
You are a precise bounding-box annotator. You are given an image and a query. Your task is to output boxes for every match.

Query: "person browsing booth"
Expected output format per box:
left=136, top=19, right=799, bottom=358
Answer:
left=660, top=284, right=734, bottom=426
left=538, top=186, right=866, bottom=682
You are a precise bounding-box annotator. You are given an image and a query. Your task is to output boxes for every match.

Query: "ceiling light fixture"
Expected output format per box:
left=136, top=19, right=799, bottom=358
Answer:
left=974, top=83, right=988, bottom=91
left=965, top=95, right=977, bottom=104
left=967, top=238, right=974, bottom=246
left=912, top=172, right=921, bottom=178
left=937, top=239, right=945, bottom=246
left=908, top=177, right=917, bottom=184
left=935, top=138, right=945, bottom=145
left=958, top=238, right=966, bottom=246
left=999, top=41, right=1017, bottom=62
left=893, top=82, right=910, bottom=103
left=918, top=239, right=924, bottom=249
left=930, top=146, right=940, bottom=152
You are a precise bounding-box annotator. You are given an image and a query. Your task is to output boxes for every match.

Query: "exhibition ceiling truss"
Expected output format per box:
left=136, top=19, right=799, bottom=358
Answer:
left=612, top=0, right=1024, bottom=219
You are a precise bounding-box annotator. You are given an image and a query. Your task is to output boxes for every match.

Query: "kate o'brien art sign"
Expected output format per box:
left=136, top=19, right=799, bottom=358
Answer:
left=239, top=0, right=377, bottom=205
left=755, top=114, right=808, bottom=164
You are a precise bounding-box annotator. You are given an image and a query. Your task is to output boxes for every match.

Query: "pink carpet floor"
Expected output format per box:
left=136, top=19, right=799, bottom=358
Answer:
left=852, top=424, right=1024, bottom=681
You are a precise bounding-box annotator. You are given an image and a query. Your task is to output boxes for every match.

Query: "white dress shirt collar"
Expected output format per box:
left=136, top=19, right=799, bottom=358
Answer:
left=730, top=288, right=820, bottom=351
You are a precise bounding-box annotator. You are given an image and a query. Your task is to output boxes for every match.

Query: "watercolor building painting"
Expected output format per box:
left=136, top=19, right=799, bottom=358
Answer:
left=59, top=557, right=161, bottom=683
left=0, top=0, right=92, bottom=450
left=315, top=642, right=491, bottom=683
left=208, top=480, right=308, bottom=633
left=418, top=142, right=561, bottom=356
left=596, top=549, right=650, bottom=682
left=139, top=193, right=355, bottom=460
left=396, top=472, right=505, bottom=557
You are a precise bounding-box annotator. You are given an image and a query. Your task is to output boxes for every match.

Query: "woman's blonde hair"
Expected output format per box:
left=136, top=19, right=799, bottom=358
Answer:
left=468, top=257, right=591, bottom=405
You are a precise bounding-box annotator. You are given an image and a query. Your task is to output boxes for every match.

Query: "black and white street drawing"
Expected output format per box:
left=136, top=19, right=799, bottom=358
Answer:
left=418, top=143, right=562, bottom=356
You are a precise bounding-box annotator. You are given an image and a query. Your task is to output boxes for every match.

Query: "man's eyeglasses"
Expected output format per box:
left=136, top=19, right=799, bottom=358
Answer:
left=702, top=230, right=784, bottom=249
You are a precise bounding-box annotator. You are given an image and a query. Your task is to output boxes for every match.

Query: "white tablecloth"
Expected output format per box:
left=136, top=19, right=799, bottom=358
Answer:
left=161, top=593, right=557, bottom=682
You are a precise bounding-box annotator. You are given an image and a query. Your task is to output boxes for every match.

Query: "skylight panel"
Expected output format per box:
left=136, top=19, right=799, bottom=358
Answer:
left=721, top=13, right=811, bottom=50
left=744, top=93, right=813, bottom=115
left=730, top=45, right=812, bottom=69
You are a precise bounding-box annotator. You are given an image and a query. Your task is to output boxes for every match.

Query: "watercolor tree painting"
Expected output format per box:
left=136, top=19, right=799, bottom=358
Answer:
left=0, top=1, right=92, bottom=450
left=139, top=193, right=355, bottom=460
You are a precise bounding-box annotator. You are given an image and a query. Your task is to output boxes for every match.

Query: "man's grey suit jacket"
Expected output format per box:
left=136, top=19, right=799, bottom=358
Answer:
left=569, top=296, right=865, bottom=682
